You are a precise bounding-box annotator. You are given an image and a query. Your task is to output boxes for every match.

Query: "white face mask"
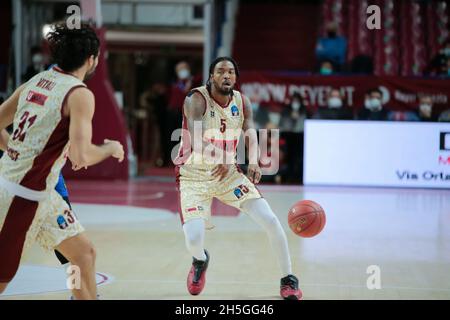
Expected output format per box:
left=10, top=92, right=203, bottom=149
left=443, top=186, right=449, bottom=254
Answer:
left=370, top=98, right=382, bottom=109
left=327, top=97, right=343, bottom=109
left=177, top=69, right=190, bottom=80
left=292, top=101, right=301, bottom=111
left=268, top=112, right=281, bottom=126
left=419, top=104, right=432, bottom=115
left=365, top=98, right=382, bottom=111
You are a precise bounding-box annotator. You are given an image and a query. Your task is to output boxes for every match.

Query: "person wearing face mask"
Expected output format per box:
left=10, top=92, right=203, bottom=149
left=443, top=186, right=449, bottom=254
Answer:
left=357, top=89, right=388, bottom=121
left=167, top=61, right=201, bottom=165
left=313, top=88, right=352, bottom=120
left=280, top=93, right=309, bottom=183
left=315, top=22, right=347, bottom=70
left=169, top=61, right=194, bottom=114
left=318, top=60, right=335, bottom=76
left=250, top=93, right=270, bottom=130
left=22, top=46, right=48, bottom=82
left=414, top=96, right=437, bottom=122
left=280, top=93, right=308, bottom=132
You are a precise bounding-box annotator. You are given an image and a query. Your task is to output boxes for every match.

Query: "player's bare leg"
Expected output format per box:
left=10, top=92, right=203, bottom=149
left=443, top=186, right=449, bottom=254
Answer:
left=55, top=233, right=97, bottom=300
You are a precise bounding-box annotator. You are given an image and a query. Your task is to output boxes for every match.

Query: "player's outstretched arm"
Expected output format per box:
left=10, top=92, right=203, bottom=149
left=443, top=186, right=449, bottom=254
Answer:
left=67, top=87, right=124, bottom=169
left=0, top=84, right=26, bottom=150
left=242, top=94, right=261, bottom=184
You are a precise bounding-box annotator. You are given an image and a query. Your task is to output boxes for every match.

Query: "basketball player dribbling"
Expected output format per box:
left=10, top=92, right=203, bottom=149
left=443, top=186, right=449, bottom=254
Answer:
left=175, top=57, right=302, bottom=300
left=0, top=23, right=124, bottom=300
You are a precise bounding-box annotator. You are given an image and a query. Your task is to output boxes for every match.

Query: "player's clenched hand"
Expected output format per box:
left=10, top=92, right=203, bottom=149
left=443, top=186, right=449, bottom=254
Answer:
left=212, top=164, right=230, bottom=181
left=104, top=139, right=124, bottom=162
left=247, top=164, right=261, bottom=184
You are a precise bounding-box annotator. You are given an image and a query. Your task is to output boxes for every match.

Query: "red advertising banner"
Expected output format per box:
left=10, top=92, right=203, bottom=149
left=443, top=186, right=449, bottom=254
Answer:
left=239, top=72, right=450, bottom=114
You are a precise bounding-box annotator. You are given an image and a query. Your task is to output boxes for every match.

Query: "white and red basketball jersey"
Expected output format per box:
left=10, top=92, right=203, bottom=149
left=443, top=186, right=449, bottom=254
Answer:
left=0, top=66, right=85, bottom=194
left=175, top=85, right=246, bottom=169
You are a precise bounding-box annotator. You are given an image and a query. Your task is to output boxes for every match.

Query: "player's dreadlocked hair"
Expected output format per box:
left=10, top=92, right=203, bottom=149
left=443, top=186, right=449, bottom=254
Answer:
left=47, top=22, right=100, bottom=73
left=206, top=56, right=240, bottom=94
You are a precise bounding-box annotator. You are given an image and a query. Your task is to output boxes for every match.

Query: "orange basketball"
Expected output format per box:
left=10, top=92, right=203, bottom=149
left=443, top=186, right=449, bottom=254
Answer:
left=288, top=200, right=326, bottom=238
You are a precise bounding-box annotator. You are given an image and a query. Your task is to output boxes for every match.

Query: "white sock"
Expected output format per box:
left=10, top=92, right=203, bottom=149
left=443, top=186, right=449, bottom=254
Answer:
left=183, top=218, right=207, bottom=261
left=242, top=198, right=292, bottom=277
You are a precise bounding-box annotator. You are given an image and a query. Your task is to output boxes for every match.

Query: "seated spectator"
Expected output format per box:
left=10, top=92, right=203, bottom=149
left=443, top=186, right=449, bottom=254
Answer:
left=259, top=122, right=288, bottom=184
left=249, top=93, right=270, bottom=130
left=315, top=22, right=347, bottom=70
left=279, top=92, right=307, bottom=184
left=389, top=96, right=438, bottom=122
left=415, top=95, right=437, bottom=122
left=357, top=88, right=388, bottom=121
left=313, top=88, right=352, bottom=120
left=279, top=93, right=308, bottom=133
left=318, top=60, right=336, bottom=75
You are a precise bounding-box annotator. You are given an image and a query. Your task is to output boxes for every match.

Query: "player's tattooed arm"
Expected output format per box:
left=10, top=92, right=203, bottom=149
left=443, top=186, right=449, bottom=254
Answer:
left=242, top=94, right=261, bottom=184
left=0, top=84, right=26, bottom=150
left=67, top=87, right=124, bottom=170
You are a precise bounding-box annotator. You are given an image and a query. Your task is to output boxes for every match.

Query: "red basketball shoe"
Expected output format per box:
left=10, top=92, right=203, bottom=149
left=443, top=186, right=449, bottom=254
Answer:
left=187, top=250, right=210, bottom=295
left=280, top=274, right=303, bottom=300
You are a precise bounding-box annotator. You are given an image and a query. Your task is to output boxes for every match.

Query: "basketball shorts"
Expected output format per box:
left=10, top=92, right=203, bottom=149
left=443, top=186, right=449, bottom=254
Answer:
left=176, top=164, right=262, bottom=226
left=0, top=187, right=84, bottom=281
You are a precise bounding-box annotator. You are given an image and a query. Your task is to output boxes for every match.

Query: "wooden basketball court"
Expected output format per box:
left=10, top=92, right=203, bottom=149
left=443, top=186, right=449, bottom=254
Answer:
left=2, top=180, right=450, bottom=300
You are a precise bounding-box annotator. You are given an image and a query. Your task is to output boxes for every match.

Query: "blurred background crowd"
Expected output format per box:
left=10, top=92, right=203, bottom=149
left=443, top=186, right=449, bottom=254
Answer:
left=0, top=0, right=449, bottom=185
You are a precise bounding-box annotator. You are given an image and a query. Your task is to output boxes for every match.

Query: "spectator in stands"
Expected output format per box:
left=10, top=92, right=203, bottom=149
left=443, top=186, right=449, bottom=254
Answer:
left=167, top=61, right=200, bottom=164
left=250, top=93, right=270, bottom=130
left=318, top=60, right=335, bottom=75
left=388, top=95, right=438, bottom=122
left=259, top=122, right=288, bottom=185
left=279, top=92, right=308, bottom=184
left=22, top=46, right=48, bottom=82
left=357, top=88, right=388, bottom=121
left=313, top=88, right=352, bottom=120
left=279, top=92, right=308, bottom=132
left=139, top=83, right=168, bottom=166
left=416, top=95, right=437, bottom=122
left=315, top=22, right=347, bottom=71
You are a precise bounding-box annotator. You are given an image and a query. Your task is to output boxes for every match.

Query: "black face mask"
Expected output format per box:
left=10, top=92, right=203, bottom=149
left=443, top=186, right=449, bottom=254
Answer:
left=327, top=31, right=337, bottom=38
